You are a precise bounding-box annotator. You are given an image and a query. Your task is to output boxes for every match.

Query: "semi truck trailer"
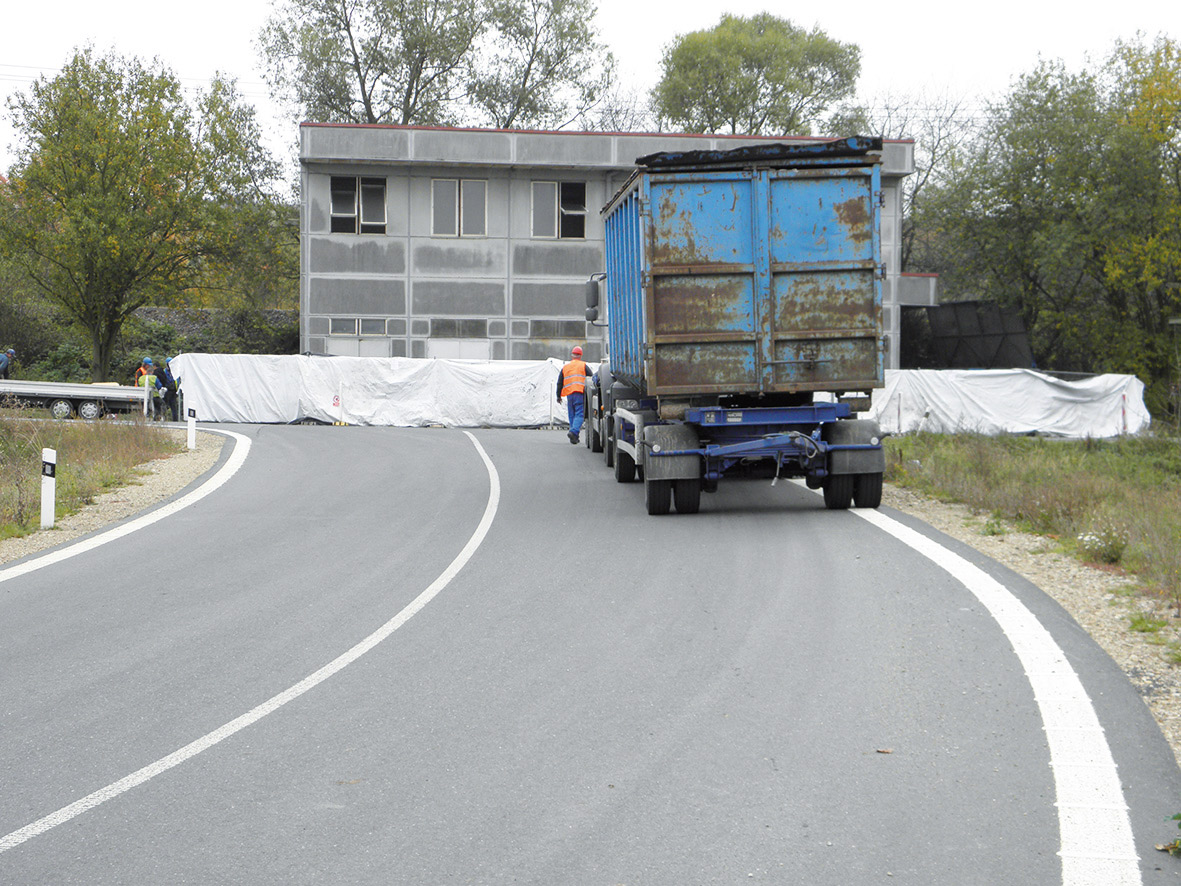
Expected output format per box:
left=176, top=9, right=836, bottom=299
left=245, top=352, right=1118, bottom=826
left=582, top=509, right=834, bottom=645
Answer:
left=585, top=137, right=887, bottom=515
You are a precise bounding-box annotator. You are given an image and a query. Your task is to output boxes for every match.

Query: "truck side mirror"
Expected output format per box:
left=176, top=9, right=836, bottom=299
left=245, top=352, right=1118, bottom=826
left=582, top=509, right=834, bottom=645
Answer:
left=586, top=275, right=602, bottom=309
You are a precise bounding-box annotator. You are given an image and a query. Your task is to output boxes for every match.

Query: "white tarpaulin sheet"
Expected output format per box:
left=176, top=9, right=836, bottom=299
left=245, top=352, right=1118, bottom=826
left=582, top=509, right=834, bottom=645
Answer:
left=169, top=356, right=1150, bottom=436
left=868, top=369, right=1150, bottom=437
left=170, top=353, right=575, bottom=427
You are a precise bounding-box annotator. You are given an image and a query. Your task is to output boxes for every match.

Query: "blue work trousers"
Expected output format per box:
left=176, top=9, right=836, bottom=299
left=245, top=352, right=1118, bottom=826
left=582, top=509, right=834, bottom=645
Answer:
left=566, top=392, right=585, bottom=436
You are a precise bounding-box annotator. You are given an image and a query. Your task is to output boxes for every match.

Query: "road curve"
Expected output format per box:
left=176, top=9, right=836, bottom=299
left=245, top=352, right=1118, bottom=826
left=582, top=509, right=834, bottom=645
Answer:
left=0, top=426, right=1178, bottom=885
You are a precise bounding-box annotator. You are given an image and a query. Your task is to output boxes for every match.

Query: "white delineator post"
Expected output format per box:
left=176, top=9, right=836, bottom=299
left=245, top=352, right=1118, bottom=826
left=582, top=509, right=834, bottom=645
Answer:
left=186, top=407, right=196, bottom=450
left=40, top=448, right=56, bottom=530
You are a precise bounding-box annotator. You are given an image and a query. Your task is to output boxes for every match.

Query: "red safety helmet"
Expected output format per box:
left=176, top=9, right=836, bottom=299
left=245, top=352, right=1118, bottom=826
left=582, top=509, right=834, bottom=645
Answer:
left=572, top=346, right=583, bottom=356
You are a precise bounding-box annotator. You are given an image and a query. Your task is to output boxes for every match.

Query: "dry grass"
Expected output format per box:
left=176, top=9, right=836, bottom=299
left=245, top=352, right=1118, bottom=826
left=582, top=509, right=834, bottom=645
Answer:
left=0, top=408, right=179, bottom=539
left=884, top=432, right=1181, bottom=611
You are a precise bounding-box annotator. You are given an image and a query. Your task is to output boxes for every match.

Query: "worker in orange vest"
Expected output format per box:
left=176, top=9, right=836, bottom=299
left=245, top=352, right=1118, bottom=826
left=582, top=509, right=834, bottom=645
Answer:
left=556, top=345, right=590, bottom=444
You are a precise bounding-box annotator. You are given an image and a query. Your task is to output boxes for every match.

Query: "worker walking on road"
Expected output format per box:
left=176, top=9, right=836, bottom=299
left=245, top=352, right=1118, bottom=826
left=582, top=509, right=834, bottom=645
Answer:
left=556, top=346, right=590, bottom=444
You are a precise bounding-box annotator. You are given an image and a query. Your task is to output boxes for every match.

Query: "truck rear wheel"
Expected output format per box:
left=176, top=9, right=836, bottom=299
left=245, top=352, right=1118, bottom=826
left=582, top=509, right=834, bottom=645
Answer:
left=822, top=474, right=854, bottom=510
left=673, top=478, right=701, bottom=514
left=853, top=472, right=883, bottom=509
left=645, top=476, right=672, bottom=515
left=589, top=415, right=603, bottom=453
left=613, top=438, right=635, bottom=482
left=49, top=399, right=73, bottom=420
left=78, top=400, right=102, bottom=420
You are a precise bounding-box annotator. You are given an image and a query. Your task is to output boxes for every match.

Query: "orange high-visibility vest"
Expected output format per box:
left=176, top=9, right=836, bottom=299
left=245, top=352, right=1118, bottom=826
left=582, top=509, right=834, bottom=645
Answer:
left=560, top=360, right=589, bottom=398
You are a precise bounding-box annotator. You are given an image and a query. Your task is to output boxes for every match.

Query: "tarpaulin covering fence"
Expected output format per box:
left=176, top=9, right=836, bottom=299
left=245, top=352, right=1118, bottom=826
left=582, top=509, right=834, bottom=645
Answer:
left=170, top=355, right=1150, bottom=437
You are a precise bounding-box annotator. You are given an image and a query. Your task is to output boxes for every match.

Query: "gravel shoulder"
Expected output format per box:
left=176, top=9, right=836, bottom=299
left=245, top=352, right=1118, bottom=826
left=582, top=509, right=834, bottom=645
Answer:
left=3, top=436, right=1177, bottom=773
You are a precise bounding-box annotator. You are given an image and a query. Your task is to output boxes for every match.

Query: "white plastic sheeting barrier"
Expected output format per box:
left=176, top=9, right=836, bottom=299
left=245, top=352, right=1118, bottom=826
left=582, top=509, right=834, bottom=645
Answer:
left=169, top=356, right=1150, bottom=437
left=868, top=369, right=1150, bottom=437
left=169, top=354, right=573, bottom=427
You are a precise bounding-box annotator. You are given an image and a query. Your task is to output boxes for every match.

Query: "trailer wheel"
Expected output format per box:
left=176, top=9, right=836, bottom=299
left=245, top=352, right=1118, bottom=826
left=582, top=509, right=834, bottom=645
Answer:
left=673, top=478, right=701, bottom=514
left=645, top=476, right=672, bottom=515
left=589, top=414, right=603, bottom=453
left=613, top=438, right=635, bottom=482
left=78, top=400, right=102, bottom=421
left=853, top=472, right=883, bottom=509
left=49, top=399, right=74, bottom=420
left=822, top=474, right=854, bottom=510
left=605, top=428, right=615, bottom=467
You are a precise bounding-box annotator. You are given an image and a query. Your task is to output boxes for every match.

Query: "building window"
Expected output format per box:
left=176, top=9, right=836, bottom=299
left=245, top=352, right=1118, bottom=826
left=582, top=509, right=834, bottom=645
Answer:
left=532, top=181, right=586, bottom=239
left=330, top=177, right=386, bottom=234
left=432, top=179, right=486, bottom=236
left=330, top=317, right=358, bottom=335
left=360, top=318, right=385, bottom=335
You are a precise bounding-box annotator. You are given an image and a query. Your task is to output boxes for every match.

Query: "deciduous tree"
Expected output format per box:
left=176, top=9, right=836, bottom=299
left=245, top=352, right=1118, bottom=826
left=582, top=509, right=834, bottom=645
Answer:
left=0, top=50, right=286, bottom=380
left=469, top=0, right=613, bottom=129
left=651, top=14, right=860, bottom=136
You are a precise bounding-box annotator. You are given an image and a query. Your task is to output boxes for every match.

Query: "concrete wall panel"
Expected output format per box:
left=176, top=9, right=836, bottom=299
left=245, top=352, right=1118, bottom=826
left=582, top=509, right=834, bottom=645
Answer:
left=413, top=129, right=513, bottom=163
left=517, top=134, right=614, bottom=166
left=413, top=241, right=507, bottom=274
left=513, top=243, right=602, bottom=277
left=412, top=280, right=506, bottom=315
left=310, top=237, right=407, bottom=275
left=309, top=278, right=406, bottom=314
left=512, top=282, right=585, bottom=317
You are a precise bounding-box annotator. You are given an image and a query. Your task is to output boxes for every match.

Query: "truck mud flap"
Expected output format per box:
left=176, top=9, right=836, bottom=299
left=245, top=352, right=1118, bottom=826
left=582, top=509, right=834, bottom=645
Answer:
left=822, top=419, right=885, bottom=475
left=642, top=423, right=701, bottom=481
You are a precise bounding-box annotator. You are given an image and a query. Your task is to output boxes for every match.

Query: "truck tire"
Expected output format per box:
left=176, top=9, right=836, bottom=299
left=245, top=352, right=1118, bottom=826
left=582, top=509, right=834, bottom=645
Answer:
left=49, top=399, right=73, bottom=420
left=590, top=414, right=603, bottom=453
left=605, top=428, right=614, bottom=467
left=645, top=476, right=672, bottom=515
left=853, top=472, right=883, bottom=509
left=613, top=437, right=635, bottom=482
left=673, top=478, right=701, bottom=514
left=822, top=474, right=854, bottom=510
left=78, top=400, right=102, bottom=420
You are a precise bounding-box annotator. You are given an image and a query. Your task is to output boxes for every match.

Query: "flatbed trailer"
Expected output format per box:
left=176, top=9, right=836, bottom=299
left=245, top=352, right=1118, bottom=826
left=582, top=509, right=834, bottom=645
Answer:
left=0, top=379, right=149, bottom=419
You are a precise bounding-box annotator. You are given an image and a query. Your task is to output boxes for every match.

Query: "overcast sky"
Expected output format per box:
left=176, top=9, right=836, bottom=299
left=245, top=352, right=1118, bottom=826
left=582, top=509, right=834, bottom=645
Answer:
left=0, top=0, right=1176, bottom=173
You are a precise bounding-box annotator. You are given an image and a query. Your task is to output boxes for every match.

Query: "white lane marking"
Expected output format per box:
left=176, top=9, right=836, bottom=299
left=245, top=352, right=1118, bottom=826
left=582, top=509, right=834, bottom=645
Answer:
left=0, top=430, right=500, bottom=855
left=0, top=429, right=252, bottom=586
left=853, top=506, right=1140, bottom=886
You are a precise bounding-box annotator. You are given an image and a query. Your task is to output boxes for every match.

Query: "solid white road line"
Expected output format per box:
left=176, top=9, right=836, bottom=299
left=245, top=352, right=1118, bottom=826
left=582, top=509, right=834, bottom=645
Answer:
left=0, top=430, right=500, bottom=855
left=853, top=507, right=1140, bottom=886
left=0, top=429, right=252, bottom=586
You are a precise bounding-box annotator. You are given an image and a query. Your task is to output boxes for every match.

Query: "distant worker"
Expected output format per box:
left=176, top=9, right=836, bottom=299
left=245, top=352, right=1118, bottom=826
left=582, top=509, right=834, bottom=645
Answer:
left=135, top=358, right=162, bottom=420
left=556, top=345, right=590, bottom=444
left=0, top=348, right=14, bottom=379
left=134, top=356, right=154, bottom=384
left=153, top=359, right=176, bottom=422
left=161, top=357, right=180, bottom=422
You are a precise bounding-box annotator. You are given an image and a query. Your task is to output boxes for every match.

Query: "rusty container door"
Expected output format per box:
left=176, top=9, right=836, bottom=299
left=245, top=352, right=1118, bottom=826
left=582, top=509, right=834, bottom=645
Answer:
left=766, top=165, right=883, bottom=392
left=642, top=161, right=882, bottom=397
left=644, top=170, right=761, bottom=395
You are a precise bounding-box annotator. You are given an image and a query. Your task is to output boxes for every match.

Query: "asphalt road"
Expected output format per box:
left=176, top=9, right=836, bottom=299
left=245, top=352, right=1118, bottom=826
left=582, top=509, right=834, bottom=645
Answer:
left=1, top=425, right=1179, bottom=885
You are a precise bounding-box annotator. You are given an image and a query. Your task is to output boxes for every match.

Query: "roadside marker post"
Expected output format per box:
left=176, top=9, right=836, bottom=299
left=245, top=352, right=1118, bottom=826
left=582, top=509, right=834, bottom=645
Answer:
left=187, top=408, right=197, bottom=450
left=40, top=449, right=56, bottom=530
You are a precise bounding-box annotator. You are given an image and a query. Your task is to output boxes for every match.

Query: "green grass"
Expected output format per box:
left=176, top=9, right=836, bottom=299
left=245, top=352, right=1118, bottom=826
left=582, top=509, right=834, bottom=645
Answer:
left=0, top=409, right=180, bottom=539
left=884, top=432, right=1181, bottom=611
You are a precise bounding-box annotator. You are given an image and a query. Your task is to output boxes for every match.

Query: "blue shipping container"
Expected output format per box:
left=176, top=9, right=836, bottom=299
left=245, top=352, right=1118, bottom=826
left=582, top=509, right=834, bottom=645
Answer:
left=602, top=139, right=884, bottom=400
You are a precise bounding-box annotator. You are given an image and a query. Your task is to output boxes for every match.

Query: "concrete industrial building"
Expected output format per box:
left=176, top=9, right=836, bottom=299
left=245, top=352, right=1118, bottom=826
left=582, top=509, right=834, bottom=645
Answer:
left=299, top=124, right=929, bottom=366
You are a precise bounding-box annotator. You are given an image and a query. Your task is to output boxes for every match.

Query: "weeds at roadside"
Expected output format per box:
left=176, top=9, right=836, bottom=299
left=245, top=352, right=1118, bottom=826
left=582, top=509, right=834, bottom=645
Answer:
left=0, top=406, right=178, bottom=539
left=885, top=431, right=1181, bottom=652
